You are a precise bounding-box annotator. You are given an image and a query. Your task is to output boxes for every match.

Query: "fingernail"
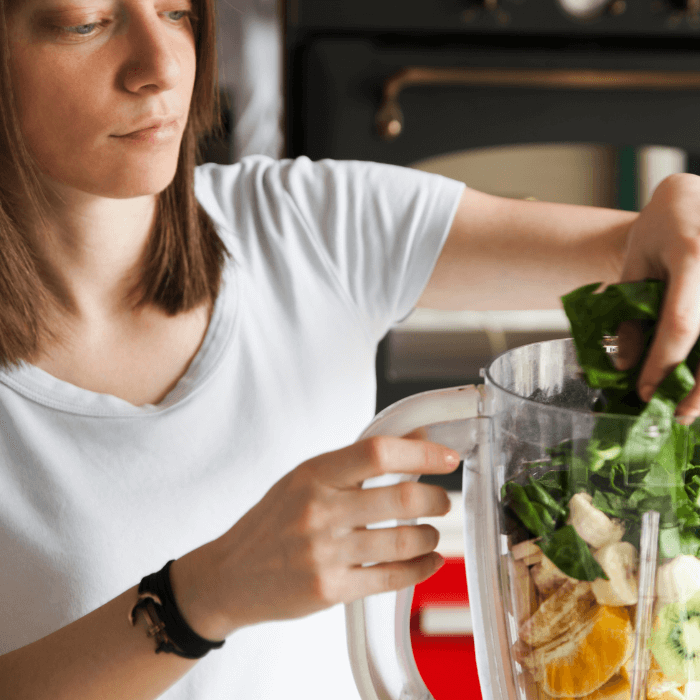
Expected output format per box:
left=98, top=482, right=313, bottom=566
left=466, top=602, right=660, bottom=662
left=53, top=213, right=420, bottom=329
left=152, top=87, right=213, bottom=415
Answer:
left=676, top=414, right=697, bottom=426
left=434, top=553, right=445, bottom=570
left=640, top=385, right=655, bottom=403
left=445, top=452, right=460, bottom=467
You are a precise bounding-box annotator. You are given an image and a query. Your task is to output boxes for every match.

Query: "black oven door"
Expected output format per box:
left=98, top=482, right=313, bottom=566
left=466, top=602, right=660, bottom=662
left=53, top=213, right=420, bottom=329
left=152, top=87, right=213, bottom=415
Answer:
left=291, top=36, right=700, bottom=165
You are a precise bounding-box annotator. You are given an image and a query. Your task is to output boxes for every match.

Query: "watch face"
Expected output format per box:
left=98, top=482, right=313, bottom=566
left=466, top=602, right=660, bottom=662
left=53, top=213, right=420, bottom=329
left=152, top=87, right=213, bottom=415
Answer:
left=557, top=0, right=609, bottom=18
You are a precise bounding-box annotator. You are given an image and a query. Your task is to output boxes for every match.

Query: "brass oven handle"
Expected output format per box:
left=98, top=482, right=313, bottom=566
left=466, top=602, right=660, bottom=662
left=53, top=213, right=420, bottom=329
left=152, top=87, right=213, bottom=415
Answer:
left=376, top=66, right=700, bottom=141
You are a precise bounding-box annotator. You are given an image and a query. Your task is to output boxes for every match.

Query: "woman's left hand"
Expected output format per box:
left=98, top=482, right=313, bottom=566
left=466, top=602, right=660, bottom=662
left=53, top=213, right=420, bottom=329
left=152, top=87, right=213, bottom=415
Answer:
left=615, top=172, right=700, bottom=420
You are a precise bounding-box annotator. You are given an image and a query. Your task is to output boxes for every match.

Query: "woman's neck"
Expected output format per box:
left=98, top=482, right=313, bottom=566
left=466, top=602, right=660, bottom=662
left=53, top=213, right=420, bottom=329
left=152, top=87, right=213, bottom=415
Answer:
left=29, top=187, right=159, bottom=320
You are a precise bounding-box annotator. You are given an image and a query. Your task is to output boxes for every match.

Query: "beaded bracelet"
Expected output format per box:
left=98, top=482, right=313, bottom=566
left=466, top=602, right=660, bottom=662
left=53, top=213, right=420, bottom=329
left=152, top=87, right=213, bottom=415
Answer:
left=128, top=560, right=225, bottom=659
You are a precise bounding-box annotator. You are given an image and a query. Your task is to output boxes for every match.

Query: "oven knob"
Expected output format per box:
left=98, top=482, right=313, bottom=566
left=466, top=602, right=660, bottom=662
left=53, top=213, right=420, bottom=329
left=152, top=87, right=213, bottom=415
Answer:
left=557, top=0, right=626, bottom=19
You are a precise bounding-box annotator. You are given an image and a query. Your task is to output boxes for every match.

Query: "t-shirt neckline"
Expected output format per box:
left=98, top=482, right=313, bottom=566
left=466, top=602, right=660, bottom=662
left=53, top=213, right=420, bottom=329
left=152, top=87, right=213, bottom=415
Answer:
left=0, top=257, right=238, bottom=418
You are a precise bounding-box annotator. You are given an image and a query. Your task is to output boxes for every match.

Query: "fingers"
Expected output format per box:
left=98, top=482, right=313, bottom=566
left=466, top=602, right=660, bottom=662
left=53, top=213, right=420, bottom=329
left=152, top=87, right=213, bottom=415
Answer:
left=402, top=427, right=428, bottom=440
left=635, top=262, right=700, bottom=406
left=613, top=320, right=644, bottom=371
left=343, top=524, right=440, bottom=566
left=676, top=359, right=700, bottom=422
left=346, top=553, right=445, bottom=600
left=338, top=481, right=451, bottom=527
left=309, top=435, right=460, bottom=488
left=616, top=174, right=700, bottom=408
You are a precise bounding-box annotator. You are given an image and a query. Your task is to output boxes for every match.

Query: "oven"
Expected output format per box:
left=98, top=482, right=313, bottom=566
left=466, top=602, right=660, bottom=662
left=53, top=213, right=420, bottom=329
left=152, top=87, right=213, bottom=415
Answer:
left=282, top=3, right=700, bottom=695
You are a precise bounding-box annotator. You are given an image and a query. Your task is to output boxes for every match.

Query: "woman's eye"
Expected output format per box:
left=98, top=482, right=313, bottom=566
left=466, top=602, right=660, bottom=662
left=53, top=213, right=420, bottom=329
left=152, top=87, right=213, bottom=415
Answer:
left=59, top=10, right=194, bottom=39
left=63, top=22, right=100, bottom=36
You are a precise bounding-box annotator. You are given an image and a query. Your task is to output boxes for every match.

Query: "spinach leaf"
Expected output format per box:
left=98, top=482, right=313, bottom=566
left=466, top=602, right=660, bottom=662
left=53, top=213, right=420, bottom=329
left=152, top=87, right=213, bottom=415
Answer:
left=501, top=482, right=550, bottom=537
left=562, top=279, right=700, bottom=554
left=537, top=525, right=608, bottom=581
left=525, top=477, right=568, bottom=520
left=503, top=279, right=700, bottom=574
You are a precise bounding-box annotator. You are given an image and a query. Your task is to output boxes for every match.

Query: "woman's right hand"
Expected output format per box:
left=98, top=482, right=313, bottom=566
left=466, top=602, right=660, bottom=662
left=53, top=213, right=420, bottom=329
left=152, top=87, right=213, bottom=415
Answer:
left=171, top=436, right=460, bottom=640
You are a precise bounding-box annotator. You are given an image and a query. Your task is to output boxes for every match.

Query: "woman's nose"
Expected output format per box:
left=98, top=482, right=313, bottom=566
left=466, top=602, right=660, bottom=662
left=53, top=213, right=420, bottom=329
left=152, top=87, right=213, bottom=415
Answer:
left=121, top=9, right=189, bottom=94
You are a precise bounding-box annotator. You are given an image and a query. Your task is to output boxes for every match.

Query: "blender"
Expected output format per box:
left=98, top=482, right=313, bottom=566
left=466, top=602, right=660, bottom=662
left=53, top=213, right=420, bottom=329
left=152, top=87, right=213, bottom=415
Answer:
left=346, top=337, right=700, bottom=700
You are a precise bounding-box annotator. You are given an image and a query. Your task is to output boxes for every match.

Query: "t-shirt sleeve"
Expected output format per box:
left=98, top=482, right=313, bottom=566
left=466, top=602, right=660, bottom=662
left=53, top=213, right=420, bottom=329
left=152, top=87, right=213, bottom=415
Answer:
left=270, top=156, right=466, bottom=342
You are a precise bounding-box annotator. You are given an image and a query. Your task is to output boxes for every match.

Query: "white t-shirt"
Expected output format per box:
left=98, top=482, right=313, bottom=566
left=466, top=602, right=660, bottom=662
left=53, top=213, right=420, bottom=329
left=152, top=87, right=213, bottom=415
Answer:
left=0, top=156, right=465, bottom=699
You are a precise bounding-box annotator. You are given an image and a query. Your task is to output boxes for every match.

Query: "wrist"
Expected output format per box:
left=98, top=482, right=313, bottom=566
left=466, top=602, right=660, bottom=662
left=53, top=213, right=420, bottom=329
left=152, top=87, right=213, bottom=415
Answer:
left=169, top=545, right=231, bottom=643
left=610, top=211, right=638, bottom=282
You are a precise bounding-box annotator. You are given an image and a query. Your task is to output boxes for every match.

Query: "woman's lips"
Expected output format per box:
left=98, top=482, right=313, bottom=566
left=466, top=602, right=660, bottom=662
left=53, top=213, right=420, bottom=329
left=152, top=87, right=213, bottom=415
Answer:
left=112, top=120, right=179, bottom=143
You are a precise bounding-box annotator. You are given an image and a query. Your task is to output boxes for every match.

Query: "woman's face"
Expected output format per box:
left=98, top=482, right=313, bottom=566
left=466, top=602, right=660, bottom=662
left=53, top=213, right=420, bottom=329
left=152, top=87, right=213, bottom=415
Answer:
left=6, top=0, right=197, bottom=200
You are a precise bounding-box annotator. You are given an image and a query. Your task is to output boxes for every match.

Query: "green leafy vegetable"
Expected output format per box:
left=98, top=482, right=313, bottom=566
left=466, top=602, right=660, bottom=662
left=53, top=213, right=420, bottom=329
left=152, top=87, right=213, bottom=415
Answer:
left=537, top=525, right=607, bottom=582
left=503, top=279, right=700, bottom=579
left=502, top=482, right=551, bottom=537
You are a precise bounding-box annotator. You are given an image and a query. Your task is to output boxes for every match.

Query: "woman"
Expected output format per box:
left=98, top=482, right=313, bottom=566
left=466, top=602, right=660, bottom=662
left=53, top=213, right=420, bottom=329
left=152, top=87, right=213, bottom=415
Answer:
left=1, top=1, right=699, bottom=699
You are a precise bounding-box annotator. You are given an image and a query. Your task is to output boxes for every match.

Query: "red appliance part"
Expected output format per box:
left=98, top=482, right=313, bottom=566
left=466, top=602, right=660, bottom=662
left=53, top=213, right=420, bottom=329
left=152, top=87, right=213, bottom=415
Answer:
left=410, top=557, right=482, bottom=699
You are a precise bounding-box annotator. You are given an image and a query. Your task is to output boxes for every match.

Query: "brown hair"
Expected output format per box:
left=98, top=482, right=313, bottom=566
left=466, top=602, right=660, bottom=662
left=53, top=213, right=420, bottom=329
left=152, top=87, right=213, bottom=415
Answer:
left=0, top=0, right=229, bottom=367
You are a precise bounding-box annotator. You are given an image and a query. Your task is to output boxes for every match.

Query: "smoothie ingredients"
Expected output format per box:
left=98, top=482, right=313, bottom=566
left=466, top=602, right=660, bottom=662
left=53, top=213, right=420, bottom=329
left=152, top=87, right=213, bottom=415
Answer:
left=650, top=591, right=700, bottom=684
left=590, top=541, right=639, bottom=606
left=620, top=656, right=685, bottom=700
left=656, top=556, right=700, bottom=606
left=568, top=492, right=625, bottom=549
left=521, top=604, right=634, bottom=698
left=519, top=580, right=595, bottom=647
left=530, top=553, right=576, bottom=599
left=502, top=279, right=700, bottom=700
left=511, top=559, right=538, bottom=626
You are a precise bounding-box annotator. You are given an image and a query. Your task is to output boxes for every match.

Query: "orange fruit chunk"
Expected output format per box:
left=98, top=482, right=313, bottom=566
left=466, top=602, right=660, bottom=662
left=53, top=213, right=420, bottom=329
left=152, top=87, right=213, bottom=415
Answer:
left=532, top=605, right=634, bottom=698
left=542, top=674, right=631, bottom=700
left=587, top=674, right=630, bottom=700
left=619, top=653, right=685, bottom=700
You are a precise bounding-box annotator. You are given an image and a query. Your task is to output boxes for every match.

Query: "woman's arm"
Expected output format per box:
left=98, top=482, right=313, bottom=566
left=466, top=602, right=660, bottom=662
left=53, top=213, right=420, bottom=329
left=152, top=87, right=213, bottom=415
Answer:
left=419, top=172, right=700, bottom=417
left=0, top=563, right=203, bottom=700
left=417, top=186, right=634, bottom=312
left=0, top=436, right=459, bottom=699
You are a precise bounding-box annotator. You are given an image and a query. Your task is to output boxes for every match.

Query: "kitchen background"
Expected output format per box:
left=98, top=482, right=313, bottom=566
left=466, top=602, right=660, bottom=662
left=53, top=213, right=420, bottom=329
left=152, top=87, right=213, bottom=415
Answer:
left=203, top=2, right=700, bottom=696
left=206, top=0, right=700, bottom=424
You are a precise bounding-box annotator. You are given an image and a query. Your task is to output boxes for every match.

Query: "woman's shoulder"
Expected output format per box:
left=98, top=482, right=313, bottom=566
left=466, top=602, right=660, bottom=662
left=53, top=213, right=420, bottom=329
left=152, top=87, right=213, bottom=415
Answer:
left=194, top=155, right=273, bottom=210
left=194, top=155, right=290, bottom=227
left=193, top=155, right=332, bottom=250
left=194, top=156, right=323, bottom=267
left=194, top=154, right=391, bottom=204
left=193, top=155, right=425, bottom=229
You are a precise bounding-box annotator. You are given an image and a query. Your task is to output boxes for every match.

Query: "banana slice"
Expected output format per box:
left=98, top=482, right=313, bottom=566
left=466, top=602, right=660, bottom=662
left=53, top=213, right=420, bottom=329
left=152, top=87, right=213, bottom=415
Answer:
left=512, top=538, right=543, bottom=561
left=531, top=555, right=576, bottom=599
left=511, top=538, right=544, bottom=567
left=591, top=542, right=639, bottom=606
left=522, top=551, right=544, bottom=566
left=512, top=559, right=538, bottom=626
left=519, top=580, right=596, bottom=648
left=519, top=604, right=597, bottom=674
left=567, top=493, right=625, bottom=550
left=656, top=555, right=700, bottom=606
